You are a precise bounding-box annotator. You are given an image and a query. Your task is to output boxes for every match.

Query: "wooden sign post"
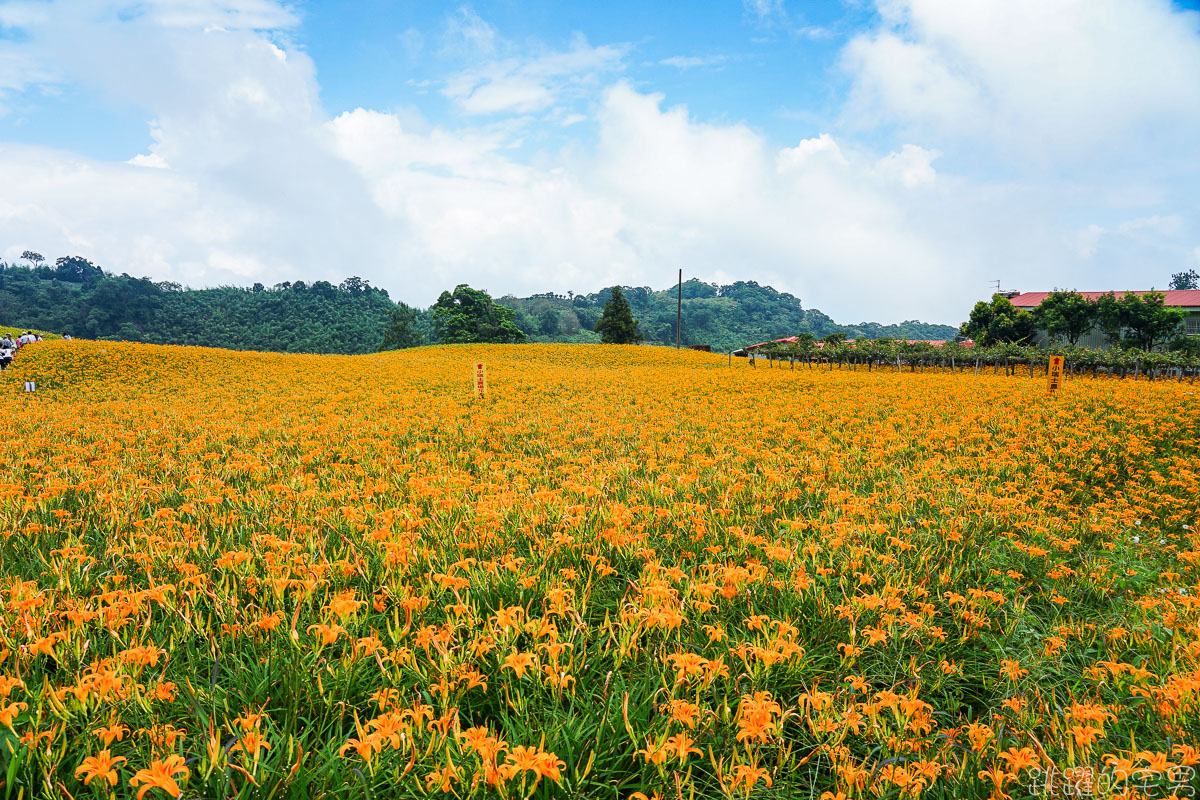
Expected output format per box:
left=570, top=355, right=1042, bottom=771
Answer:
left=474, top=362, right=487, bottom=399
left=1047, top=356, right=1064, bottom=395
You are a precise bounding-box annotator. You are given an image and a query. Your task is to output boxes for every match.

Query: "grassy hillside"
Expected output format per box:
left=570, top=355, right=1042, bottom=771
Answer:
left=0, top=323, right=61, bottom=339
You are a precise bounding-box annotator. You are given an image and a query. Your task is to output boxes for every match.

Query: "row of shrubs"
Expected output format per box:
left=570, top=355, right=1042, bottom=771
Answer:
left=750, top=340, right=1200, bottom=380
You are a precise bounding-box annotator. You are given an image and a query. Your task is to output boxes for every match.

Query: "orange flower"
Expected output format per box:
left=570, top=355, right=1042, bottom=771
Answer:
left=93, top=723, right=131, bottom=747
left=230, top=730, right=272, bottom=760
left=501, top=651, right=536, bottom=679
left=999, top=659, right=1029, bottom=681
left=0, top=702, right=27, bottom=728
left=75, top=750, right=126, bottom=787
left=459, top=726, right=507, bottom=762
left=863, top=627, right=888, bottom=646
left=729, top=763, right=772, bottom=792
left=532, top=750, right=565, bottom=782
left=326, top=590, right=363, bottom=619
left=307, top=623, right=346, bottom=646
left=660, top=699, right=702, bottom=729
left=662, top=732, right=702, bottom=765
left=339, top=735, right=380, bottom=762
left=129, top=754, right=189, bottom=799
left=736, top=692, right=781, bottom=744
left=996, top=746, right=1040, bottom=773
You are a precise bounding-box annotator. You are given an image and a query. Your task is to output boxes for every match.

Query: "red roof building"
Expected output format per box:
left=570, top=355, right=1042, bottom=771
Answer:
left=1007, top=290, right=1200, bottom=346
left=1008, top=290, right=1200, bottom=309
left=740, top=336, right=973, bottom=352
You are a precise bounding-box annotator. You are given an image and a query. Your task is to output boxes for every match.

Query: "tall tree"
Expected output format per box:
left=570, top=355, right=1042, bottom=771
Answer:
left=20, top=251, right=44, bottom=268
left=1096, top=291, right=1185, bottom=350
left=53, top=256, right=104, bottom=285
left=594, top=286, right=642, bottom=344
left=380, top=303, right=424, bottom=350
left=1034, top=290, right=1097, bottom=346
left=432, top=284, right=526, bottom=344
left=1170, top=269, right=1199, bottom=290
left=959, top=295, right=1037, bottom=345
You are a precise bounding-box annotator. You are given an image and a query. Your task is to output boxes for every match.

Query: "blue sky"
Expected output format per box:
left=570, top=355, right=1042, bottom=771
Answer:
left=301, top=1, right=866, bottom=142
left=0, top=1, right=865, bottom=160
left=0, top=0, right=1198, bottom=324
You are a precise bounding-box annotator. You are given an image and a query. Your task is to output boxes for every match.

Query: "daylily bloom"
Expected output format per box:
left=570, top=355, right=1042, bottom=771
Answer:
left=75, top=750, right=126, bottom=787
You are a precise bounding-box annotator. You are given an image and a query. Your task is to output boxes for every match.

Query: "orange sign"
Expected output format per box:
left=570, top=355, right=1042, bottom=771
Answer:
left=474, top=362, right=487, bottom=399
left=1047, top=356, right=1064, bottom=394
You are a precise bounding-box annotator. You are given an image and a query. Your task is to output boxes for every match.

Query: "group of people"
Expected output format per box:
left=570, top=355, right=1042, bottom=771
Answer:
left=0, top=331, right=43, bottom=370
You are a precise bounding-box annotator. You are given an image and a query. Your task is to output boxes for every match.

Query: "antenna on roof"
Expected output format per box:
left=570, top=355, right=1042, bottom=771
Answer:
left=991, top=280, right=1002, bottom=294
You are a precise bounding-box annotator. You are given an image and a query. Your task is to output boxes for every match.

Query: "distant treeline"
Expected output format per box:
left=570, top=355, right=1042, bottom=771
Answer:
left=0, top=255, right=957, bottom=354
left=497, top=280, right=956, bottom=353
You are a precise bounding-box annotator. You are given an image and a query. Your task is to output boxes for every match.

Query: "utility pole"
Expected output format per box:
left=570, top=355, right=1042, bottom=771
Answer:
left=676, top=269, right=682, bottom=349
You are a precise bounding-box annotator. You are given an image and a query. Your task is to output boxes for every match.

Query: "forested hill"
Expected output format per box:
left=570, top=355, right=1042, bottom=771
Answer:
left=0, top=259, right=394, bottom=353
left=500, top=280, right=957, bottom=353
left=0, top=258, right=956, bottom=354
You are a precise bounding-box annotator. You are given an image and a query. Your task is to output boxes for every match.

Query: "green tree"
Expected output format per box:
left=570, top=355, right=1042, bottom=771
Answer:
left=54, top=255, right=104, bottom=285
left=432, top=284, right=526, bottom=344
left=380, top=303, right=424, bottom=350
left=821, top=331, right=847, bottom=346
left=1096, top=291, right=1185, bottom=350
left=1034, top=290, right=1097, bottom=345
left=1170, top=269, right=1199, bottom=290
left=959, top=295, right=1037, bottom=345
left=594, top=286, right=642, bottom=344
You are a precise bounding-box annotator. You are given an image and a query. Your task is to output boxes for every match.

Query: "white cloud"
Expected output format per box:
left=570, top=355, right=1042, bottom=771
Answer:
left=127, top=152, right=169, bottom=168
left=1115, top=215, right=1182, bottom=238
left=1076, top=225, right=1104, bottom=260
left=0, top=3, right=51, bottom=27
left=743, top=0, right=786, bottom=26
left=1070, top=214, right=1189, bottom=271
left=777, top=133, right=848, bottom=171
left=398, top=27, right=423, bottom=60
left=140, top=0, right=298, bottom=30
left=875, top=144, right=939, bottom=188
left=442, top=32, right=624, bottom=116
left=842, top=0, right=1200, bottom=167
left=441, top=7, right=497, bottom=57
left=659, top=55, right=726, bottom=69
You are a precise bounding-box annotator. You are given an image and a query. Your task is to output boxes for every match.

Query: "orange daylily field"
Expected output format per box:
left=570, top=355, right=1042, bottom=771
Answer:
left=0, top=340, right=1197, bottom=799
